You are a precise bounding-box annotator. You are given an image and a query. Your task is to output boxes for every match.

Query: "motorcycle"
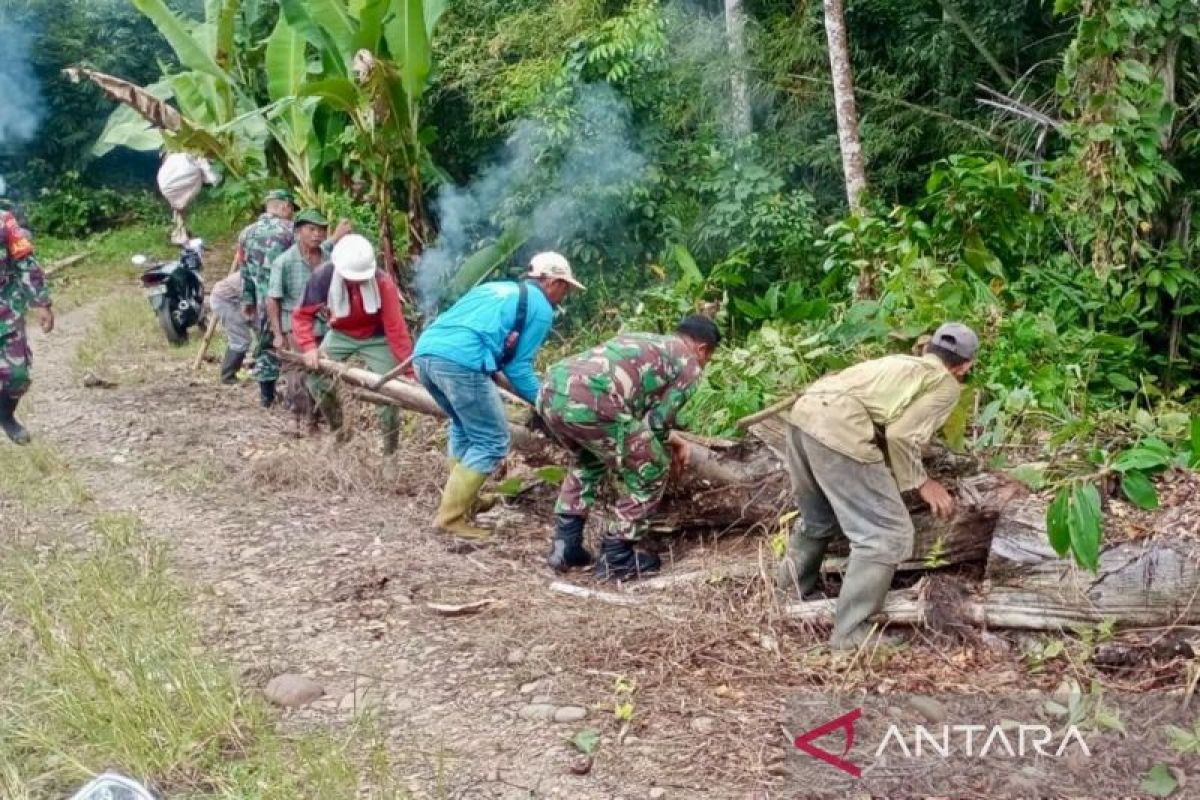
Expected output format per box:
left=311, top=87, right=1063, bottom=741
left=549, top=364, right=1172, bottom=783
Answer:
left=132, top=238, right=206, bottom=346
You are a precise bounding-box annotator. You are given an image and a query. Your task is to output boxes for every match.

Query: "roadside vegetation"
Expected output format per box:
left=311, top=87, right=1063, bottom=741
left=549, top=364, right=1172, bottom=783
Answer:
left=4, top=1, right=1200, bottom=585
left=0, top=440, right=409, bottom=799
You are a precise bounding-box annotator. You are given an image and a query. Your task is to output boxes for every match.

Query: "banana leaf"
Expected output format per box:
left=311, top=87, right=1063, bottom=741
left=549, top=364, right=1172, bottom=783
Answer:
left=132, top=0, right=232, bottom=83
left=449, top=228, right=529, bottom=299
left=280, top=0, right=356, bottom=67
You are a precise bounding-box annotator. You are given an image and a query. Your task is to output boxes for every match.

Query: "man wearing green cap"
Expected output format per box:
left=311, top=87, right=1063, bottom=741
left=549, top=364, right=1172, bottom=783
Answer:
left=776, top=322, right=979, bottom=650
left=236, top=189, right=295, bottom=407
left=266, top=210, right=350, bottom=428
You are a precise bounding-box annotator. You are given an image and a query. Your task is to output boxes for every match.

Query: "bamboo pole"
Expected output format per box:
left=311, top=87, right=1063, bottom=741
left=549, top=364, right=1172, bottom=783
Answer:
left=191, top=251, right=241, bottom=370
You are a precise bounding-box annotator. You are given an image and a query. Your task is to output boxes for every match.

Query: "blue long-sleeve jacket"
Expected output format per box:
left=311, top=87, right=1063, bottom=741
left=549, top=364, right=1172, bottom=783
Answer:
left=414, top=280, right=554, bottom=403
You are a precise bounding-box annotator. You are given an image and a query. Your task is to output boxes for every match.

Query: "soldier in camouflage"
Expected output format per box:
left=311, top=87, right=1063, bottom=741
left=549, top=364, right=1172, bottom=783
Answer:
left=0, top=197, right=54, bottom=445
left=236, top=189, right=295, bottom=407
left=537, top=314, right=720, bottom=581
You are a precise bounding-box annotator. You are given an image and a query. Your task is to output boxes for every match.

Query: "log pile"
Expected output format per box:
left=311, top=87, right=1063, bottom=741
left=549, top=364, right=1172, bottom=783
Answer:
left=291, top=356, right=1200, bottom=630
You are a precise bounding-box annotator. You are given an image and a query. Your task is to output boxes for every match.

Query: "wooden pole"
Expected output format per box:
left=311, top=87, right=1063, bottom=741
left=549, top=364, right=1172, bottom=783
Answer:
left=734, top=394, right=797, bottom=430
left=191, top=251, right=241, bottom=370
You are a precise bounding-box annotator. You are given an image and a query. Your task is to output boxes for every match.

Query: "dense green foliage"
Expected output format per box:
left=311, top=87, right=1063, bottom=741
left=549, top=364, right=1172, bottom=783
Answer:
left=9, top=0, right=1200, bottom=453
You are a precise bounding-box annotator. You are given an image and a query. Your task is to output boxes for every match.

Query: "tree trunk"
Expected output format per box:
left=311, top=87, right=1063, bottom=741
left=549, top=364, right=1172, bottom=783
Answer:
left=822, top=0, right=868, bottom=216
left=724, top=0, right=752, bottom=138
left=786, top=495, right=1200, bottom=630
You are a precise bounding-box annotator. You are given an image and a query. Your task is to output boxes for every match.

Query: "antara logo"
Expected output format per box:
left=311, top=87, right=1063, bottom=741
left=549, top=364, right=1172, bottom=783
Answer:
left=793, top=708, right=1092, bottom=778
left=793, top=708, right=864, bottom=778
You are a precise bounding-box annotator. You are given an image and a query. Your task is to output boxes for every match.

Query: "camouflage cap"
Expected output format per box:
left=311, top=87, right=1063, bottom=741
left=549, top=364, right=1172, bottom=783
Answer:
left=264, top=188, right=295, bottom=204
left=294, top=208, right=329, bottom=228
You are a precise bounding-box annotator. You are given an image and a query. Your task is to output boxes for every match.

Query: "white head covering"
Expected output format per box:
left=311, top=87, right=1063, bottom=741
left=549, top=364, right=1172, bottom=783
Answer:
left=328, top=234, right=380, bottom=318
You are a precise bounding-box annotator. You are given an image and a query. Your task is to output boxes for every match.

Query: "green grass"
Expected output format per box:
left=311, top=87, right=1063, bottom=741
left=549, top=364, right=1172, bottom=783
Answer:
left=40, top=200, right=242, bottom=313
left=0, top=513, right=409, bottom=798
left=0, top=440, right=414, bottom=799
left=0, top=441, right=91, bottom=512
left=72, top=289, right=228, bottom=383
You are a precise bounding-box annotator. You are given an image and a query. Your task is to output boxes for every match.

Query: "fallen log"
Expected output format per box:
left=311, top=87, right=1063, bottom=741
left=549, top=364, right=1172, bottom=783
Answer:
left=983, top=496, right=1200, bottom=627
left=278, top=351, right=769, bottom=492
left=281, top=355, right=1026, bottom=547
left=43, top=253, right=90, bottom=276
left=785, top=494, right=1200, bottom=631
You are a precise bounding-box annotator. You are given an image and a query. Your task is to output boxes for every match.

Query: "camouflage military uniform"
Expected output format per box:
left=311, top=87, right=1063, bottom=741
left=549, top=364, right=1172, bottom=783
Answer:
left=236, top=212, right=293, bottom=384
left=0, top=211, right=50, bottom=399
left=537, top=333, right=703, bottom=540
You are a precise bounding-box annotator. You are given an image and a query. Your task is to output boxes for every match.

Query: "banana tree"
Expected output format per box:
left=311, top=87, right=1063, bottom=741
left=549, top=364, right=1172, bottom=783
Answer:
left=284, top=0, right=447, bottom=275
left=81, top=0, right=320, bottom=195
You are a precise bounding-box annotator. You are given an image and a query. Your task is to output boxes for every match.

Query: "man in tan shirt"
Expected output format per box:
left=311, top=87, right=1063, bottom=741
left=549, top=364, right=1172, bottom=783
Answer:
left=777, top=322, right=979, bottom=649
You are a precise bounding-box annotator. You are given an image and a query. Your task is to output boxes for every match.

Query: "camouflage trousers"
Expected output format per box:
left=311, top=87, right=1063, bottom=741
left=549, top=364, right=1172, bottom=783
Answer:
left=538, top=397, right=669, bottom=542
left=251, top=310, right=280, bottom=384
left=0, top=321, right=32, bottom=398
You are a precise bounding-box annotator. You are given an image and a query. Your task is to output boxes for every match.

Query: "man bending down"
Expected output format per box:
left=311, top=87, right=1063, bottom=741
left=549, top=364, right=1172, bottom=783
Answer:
left=777, top=322, right=978, bottom=649
left=537, top=315, right=720, bottom=581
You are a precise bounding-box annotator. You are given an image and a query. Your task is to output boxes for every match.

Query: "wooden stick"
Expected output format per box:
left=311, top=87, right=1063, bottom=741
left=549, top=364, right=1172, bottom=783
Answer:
left=624, top=563, right=761, bottom=592
left=548, top=581, right=647, bottom=607
left=43, top=253, right=89, bottom=277
left=369, top=355, right=414, bottom=389
left=734, top=394, right=798, bottom=430
left=191, top=251, right=241, bottom=370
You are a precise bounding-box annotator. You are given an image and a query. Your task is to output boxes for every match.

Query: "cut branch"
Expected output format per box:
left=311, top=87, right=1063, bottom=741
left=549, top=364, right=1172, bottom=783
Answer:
left=62, top=67, right=182, bottom=131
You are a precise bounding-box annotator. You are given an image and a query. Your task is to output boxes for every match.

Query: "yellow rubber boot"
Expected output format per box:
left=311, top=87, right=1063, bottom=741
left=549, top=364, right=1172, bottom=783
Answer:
left=448, top=457, right=496, bottom=513
left=435, top=464, right=492, bottom=540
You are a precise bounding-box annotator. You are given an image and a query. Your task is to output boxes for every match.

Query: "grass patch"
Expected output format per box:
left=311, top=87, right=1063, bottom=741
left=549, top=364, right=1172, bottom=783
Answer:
left=0, top=512, right=411, bottom=799
left=72, top=290, right=219, bottom=382
left=0, top=440, right=91, bottom=512
left=41, top=199, right=243, bottom=313
left=72, top=291, right=164, bottom=380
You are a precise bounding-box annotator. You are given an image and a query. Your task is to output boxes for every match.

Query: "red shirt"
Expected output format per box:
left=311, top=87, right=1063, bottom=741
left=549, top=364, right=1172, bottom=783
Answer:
left=292, top=264, right=414, bottom=364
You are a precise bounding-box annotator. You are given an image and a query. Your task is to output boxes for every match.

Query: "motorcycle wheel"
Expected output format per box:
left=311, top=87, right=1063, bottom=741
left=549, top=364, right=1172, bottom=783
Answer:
left=157, top=305, right=189, bottom=345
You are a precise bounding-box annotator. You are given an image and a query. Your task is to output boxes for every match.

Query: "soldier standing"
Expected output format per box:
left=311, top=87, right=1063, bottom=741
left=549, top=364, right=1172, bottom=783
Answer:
left=237, top=189, right=295, bottom=407
left=266, top=210, right=350, bottom=427
left=537, top=315, right=720, bottom=580
left=0, top=197, right=54, bottom=445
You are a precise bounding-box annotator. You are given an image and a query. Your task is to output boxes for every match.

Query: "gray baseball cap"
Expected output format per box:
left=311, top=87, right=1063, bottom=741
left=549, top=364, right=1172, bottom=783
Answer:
left=931, top=322, right=979, bottom=360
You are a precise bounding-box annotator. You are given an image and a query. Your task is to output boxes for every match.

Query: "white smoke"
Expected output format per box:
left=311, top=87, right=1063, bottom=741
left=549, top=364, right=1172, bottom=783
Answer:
left=415, top=83, right=647, bottom=313
left=0, top=23, right=44, bottom=147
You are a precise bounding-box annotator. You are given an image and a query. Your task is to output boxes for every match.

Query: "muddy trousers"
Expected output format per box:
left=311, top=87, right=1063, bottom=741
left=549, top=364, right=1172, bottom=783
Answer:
left=306, top=330, right=400, bottom=440
left=0, top=322, right=33, bottom=399
left=538, top=401, right=669, bottom=542
left=782, top=425, right=914, bottom=640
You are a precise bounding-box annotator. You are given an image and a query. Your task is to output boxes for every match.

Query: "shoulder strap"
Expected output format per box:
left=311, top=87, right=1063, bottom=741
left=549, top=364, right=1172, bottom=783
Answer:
left=499, top=280, right=529, bottom=368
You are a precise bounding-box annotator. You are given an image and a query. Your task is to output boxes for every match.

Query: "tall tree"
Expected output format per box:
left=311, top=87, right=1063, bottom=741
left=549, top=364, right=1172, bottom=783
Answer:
left=724, top=0, right=752, bottom=137
left=821, top=0, right=867, bottom=214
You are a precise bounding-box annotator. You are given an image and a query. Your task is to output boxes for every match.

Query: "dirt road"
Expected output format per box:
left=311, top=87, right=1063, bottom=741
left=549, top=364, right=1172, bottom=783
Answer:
left=23, top=287, right=828, bottom=799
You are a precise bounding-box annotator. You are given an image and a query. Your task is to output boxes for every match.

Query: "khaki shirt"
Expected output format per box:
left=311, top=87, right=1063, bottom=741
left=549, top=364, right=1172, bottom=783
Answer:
left=790, top=354, right=961, bottom=491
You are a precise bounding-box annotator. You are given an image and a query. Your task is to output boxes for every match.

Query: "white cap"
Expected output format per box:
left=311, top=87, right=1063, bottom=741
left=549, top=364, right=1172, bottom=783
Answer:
left=528, top=251, right=585, bottom=291
left=331, top=234, right=377, bottom=282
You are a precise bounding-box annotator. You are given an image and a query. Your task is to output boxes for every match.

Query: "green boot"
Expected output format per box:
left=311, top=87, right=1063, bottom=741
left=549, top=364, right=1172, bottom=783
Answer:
left=434, top=464, right=492, bottom=540
left=775, top=526, right=829, bottom=601
left=830, top=559, right=903, bottom=650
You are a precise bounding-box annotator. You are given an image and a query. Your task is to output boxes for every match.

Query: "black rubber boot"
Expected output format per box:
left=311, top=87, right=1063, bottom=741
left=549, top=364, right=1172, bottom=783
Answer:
left=547, top=515, right=593, bottom=572
left=220, top=349, right=245, bottom=384
left=259, top=380, right=277, bottom=408
left=0, top=394, right=31, bottom=446
left=593, top=536, right=660, bottom=581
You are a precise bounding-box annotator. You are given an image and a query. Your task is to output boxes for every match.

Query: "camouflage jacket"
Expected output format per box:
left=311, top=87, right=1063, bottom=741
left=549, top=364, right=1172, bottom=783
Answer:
left=0, top=211, right=50, bottom=337
left=542, top=333, right=703, bottom=438
left=236, top=213, right=294, bottom=307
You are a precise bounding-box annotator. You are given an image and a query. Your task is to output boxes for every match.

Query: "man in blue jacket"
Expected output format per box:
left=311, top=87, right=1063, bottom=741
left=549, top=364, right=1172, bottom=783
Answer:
left=414, top=251, right=584, bottom=539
